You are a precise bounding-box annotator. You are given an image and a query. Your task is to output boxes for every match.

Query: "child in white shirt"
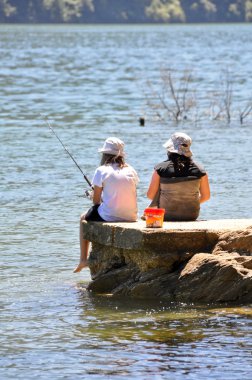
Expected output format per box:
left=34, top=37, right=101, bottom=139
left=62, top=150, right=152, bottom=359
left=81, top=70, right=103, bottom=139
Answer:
left=74, top=137, right=139, bottom=273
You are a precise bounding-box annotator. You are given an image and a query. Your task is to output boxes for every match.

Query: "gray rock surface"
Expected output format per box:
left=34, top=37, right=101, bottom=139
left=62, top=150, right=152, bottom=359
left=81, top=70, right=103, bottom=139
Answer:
left=83, top=219, right=252, bottom=303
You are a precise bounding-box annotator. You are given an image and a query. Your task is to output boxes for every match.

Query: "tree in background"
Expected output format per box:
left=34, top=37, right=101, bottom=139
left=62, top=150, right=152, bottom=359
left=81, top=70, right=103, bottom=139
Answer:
left=0, top=0, right=95, bottom=22
left=245, top=0, right=252, bottom=21
left=228, top=0, right=244, bottom=19
left=181, top=0, right=217, bottom=22
left=0, top=0, right=16, bottom=21
left=145, top=0, right=185, bottom=22
left=43, top=0, right=94, bottom=22
left=0, top=0, right=252, bottom=23
left=82, top=0, right=149, bottom=23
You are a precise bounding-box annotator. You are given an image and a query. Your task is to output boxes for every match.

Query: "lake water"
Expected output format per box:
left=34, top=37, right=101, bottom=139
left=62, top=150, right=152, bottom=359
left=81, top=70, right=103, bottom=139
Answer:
left=0, top=24, right=252, bottom=379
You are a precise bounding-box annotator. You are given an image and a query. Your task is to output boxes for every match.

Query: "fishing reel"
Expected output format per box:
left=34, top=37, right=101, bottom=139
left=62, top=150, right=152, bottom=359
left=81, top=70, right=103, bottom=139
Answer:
left=78, top=190, right=93, bottom=199
left=84, top=189, right=93, bottom=200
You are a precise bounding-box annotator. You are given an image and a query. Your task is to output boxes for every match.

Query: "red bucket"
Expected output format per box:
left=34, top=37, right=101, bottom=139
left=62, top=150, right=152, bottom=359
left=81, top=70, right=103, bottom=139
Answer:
left=144, top=207, right=165, bottom=228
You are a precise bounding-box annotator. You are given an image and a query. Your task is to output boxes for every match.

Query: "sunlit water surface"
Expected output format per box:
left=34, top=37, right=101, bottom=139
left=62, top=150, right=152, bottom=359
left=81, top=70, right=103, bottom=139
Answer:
left=0, top=24, right=252, bottom=379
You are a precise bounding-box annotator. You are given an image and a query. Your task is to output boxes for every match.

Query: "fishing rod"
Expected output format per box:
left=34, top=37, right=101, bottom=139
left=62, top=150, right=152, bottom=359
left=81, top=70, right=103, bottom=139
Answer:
left=42, top=115, right=92, bottom=188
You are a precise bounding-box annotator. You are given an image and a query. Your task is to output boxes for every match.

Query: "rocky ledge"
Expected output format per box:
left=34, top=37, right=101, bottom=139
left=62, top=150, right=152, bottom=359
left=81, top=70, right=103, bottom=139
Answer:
left=84, top=219, right=252, bottom=304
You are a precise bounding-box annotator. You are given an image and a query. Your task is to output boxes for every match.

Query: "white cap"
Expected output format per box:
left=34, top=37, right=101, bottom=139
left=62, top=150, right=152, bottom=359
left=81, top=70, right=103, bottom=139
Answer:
left=163, top=132, right=193, bottom=157
left=98, top=137, right=125, bottom=157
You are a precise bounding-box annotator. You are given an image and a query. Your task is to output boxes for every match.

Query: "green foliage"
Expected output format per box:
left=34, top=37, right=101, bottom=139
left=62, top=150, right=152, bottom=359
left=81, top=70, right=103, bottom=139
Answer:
left=0, top=0, right=251, bottom=23
left=199, top=0, right=216, bottom=13
left=245, top=0, right=252, bottom=21
left=42, top=0, right=94, bottom=21
left=145, top=0, right=185, bottom=22
left=63, top=0, right=93, bottom=21
left=0, top=0, right=16, bottom=20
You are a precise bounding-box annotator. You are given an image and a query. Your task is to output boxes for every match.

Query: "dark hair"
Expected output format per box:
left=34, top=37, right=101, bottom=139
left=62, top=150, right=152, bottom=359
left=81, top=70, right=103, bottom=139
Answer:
left=100, top=153, right=125, bottom=168
left=168, top=153, right=191, bottom=175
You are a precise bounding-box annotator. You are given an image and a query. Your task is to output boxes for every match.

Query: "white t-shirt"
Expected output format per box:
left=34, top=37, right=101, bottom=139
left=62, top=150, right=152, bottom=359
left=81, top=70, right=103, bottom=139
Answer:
left=92, top=163, right=139, bottom=222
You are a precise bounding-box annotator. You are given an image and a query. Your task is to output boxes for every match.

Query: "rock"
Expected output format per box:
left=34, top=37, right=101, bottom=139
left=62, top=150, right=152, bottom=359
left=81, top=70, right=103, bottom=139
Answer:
left=88, top=265, right=138, bottom=294
left=174, top=253, right=252, bottom=303
left=88, top=243, right=125, bottom=279
left=213, top=226, right=252, bottom=256
left=83, top=219, right=252, bottom=303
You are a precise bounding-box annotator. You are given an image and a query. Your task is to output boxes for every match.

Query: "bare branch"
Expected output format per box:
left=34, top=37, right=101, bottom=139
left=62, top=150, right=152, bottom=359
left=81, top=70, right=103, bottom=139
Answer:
left=239, top=102, right=252, bottom=124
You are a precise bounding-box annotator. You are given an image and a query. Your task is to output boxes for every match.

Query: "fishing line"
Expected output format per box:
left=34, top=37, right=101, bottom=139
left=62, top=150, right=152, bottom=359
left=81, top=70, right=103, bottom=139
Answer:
left=41, top=115, right=92, bottom=188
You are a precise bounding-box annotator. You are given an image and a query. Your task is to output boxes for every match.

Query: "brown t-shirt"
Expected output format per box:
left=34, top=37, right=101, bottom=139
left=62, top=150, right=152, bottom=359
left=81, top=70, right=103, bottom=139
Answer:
left=154, top=158, right=206, bottom=221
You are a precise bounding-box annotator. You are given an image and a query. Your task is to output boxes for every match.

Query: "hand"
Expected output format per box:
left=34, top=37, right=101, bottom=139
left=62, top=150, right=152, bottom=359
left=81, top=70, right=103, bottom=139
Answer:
left=84, top=190, right=93, bottom=200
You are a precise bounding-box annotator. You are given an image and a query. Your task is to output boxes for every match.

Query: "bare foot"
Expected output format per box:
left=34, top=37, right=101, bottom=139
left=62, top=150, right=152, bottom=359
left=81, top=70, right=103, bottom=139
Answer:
left=73, top=260, right=88, bottom=273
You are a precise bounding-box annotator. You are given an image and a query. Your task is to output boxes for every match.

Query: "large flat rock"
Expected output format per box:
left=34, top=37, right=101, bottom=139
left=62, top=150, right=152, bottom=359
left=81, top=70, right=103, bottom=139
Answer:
left=84, top=219, right=252, bottom=234
left=83, top=219, right=252, bottom=252
left=82, top=219, right=252, bottom=303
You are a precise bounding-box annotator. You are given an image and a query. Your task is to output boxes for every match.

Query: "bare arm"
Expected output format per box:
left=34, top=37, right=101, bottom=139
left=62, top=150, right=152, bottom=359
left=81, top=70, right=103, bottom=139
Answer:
left=147, top=171, right=160, bottom=200
left=92, top=185, right=103, bottom=205
left=199, top=174, right=210, bottom=204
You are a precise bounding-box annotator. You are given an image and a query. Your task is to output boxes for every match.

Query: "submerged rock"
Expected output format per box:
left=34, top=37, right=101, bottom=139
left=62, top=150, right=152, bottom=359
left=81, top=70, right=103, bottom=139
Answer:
left=84, top=220, right=252, bottom=303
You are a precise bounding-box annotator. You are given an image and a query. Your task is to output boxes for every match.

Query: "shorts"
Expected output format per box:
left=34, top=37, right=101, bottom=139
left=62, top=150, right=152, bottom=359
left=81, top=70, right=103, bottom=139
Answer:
left=85, top=204, right=105, bottom=222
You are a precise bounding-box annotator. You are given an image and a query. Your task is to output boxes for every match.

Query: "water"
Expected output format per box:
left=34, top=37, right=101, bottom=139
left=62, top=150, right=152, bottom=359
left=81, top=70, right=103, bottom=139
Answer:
left=0, top=24, right=252, bottom=379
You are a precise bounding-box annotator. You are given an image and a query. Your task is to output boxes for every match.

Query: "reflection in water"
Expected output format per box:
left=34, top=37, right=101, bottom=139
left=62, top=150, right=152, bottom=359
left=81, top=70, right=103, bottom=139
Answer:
left=76, top=289, right=207, bottom=344
left=74, top=288, right=252, bottom=378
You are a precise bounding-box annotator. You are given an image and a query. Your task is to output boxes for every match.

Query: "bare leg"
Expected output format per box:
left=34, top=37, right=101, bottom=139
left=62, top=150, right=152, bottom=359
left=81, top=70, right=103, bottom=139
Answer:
left=73, top=213, right=90, bottom=273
